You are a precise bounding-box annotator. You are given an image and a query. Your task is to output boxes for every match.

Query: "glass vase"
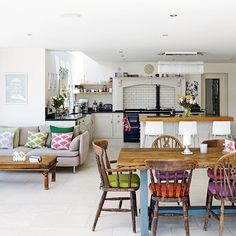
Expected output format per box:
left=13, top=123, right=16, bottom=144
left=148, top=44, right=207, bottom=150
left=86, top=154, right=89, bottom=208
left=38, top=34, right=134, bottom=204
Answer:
left=55, top=108, right=61, bottom=118
left=183, top=108, right=191, bottom=117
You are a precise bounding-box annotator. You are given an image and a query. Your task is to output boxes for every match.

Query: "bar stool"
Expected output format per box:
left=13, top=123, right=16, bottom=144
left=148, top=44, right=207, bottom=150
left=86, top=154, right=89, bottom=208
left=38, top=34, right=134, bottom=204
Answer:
left=209, top=121, right=231, bottom=139
left=178, top=121, right=198, bottom=147
left=144, top=121, right=164, bottom=147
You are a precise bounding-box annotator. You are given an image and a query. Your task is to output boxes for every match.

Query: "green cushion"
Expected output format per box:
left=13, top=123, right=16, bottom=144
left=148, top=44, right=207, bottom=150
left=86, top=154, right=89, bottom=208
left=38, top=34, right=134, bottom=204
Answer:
left=25, top=131, right=48, bottom=148
left=0, top=127, right=20, bottom=148
left=108, top=173, right=140, bottom=188
left=48, top=125, right=74, bottom=147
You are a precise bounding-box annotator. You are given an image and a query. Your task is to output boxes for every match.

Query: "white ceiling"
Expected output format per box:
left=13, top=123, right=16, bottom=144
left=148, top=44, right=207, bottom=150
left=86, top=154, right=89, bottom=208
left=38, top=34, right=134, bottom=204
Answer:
left=1, top=0, right=236, bottom=62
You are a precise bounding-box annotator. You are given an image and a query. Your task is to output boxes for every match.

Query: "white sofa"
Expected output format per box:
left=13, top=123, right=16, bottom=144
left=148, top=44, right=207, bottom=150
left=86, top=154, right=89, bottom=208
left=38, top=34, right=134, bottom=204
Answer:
left=0, top=126, right=90, bottom=173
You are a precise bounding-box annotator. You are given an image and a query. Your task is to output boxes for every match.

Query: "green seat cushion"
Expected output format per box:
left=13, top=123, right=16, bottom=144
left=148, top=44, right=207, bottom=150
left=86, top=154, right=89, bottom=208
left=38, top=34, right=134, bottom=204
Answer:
left=48, top=125, right=74, bottom=147
left=108, top=173, right=140, bottom=188
left=0, top=127, right=20, bottom=148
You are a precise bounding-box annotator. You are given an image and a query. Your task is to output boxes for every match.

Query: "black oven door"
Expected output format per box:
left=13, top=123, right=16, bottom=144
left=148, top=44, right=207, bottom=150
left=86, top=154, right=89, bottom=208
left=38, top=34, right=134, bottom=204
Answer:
left=123, top=113, right=140, bottom=142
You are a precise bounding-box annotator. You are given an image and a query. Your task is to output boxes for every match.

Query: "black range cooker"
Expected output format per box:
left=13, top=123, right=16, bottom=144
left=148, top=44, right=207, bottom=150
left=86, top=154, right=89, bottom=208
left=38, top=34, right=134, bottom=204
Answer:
left=123, top=108, right=174, bottom=142
left=123, top=112, right=140, bottom=142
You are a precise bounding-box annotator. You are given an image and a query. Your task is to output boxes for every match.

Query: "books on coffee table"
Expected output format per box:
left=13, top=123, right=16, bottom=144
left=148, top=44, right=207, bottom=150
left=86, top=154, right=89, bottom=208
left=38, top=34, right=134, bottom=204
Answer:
left=29, top=156, right=42, bottom=163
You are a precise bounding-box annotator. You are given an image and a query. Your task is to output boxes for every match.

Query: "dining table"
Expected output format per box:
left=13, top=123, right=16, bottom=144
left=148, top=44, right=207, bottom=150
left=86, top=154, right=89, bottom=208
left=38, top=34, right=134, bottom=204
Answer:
left=117, top=147, right=233, bottom=236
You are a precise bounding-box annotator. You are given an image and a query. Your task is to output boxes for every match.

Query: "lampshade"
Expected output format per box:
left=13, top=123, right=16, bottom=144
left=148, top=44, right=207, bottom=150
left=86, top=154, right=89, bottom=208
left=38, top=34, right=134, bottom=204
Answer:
left=157, top=61, right=204, bottom=74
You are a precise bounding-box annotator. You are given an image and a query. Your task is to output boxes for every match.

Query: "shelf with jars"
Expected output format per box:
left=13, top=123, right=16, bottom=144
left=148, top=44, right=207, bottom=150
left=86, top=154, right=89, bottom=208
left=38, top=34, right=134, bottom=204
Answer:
left=74, top=82, right=112, bottom=95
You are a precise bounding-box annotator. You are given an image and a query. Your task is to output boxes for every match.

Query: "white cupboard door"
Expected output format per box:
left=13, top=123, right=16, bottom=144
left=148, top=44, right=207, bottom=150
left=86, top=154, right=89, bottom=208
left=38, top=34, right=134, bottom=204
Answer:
left=112, top=113, right=123, bottom=138
left=94, top=114, right=113, bottom=138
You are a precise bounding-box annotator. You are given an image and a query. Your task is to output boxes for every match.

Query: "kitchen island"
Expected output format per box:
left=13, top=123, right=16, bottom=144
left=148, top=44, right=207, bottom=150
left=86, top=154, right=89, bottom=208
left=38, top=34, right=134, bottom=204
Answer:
left=140, top=115, right=234, bottom=147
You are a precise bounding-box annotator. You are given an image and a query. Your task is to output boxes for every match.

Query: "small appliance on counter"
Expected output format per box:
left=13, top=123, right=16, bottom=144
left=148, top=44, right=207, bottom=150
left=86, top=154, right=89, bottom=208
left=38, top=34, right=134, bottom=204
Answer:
left=78, top=98, right=89, bottom=113
left=92, top=100, right=98, bottom=112
left=103, top=104, right=112, bottom=111
left=98, top=102, right=103, bottom=111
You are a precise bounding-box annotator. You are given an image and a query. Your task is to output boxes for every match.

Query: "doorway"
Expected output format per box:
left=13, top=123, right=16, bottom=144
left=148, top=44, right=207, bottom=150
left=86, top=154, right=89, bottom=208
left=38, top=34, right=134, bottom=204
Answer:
left=201, top=73, right=228, bottom=116
left=205, top=79, right=220, bottom=116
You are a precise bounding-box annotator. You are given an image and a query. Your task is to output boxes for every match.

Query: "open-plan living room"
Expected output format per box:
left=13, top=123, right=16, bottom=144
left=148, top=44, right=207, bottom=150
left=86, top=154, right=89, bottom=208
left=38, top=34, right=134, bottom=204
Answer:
left=1, top=1, right=236, bottom=236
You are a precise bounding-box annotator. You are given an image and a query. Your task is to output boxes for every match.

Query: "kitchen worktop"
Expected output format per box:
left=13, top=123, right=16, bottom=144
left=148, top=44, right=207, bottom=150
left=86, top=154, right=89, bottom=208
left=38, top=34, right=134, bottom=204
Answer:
left=45, top=113, right=85, bottom=121
left=139, top=115, right=234, bottom=122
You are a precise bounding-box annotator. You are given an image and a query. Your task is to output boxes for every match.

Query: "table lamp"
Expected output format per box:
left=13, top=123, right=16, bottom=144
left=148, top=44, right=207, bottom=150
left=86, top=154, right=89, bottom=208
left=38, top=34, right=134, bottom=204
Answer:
left=182, top=132, right=193, bottom=155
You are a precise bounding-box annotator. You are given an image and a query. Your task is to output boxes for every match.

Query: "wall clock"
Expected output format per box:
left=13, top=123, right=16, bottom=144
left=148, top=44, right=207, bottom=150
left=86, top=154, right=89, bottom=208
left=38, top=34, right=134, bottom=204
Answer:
left=144, top=64, right=154, bottom=74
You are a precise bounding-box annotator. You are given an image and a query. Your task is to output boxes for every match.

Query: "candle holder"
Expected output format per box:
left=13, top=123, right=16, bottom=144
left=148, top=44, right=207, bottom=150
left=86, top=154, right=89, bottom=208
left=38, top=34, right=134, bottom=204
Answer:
left=181, top=145, right=193, bottom=155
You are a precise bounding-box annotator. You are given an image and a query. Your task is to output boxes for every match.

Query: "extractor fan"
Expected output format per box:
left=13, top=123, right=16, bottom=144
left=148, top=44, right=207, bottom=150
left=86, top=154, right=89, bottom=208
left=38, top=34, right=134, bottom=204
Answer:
left=158, top=52, right=204, bottom=56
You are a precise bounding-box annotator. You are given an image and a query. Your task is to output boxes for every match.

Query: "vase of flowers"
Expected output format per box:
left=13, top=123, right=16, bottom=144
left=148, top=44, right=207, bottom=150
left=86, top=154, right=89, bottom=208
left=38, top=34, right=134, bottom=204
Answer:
left=51, top=95, right=65, bottom=118
left=178, top=95, right=196, bottom=117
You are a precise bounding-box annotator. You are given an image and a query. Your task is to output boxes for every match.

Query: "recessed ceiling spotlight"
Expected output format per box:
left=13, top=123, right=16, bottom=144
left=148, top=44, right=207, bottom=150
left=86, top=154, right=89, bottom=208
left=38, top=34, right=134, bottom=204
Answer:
left=27, top=33, right=33, bottom=36
left=162, top=34, right=168, bottom=37
left=60, top=13, right=81, bottom=19
left=118, top=50, right=123, bottom=54
left=170, top=14, right=178, bottom=17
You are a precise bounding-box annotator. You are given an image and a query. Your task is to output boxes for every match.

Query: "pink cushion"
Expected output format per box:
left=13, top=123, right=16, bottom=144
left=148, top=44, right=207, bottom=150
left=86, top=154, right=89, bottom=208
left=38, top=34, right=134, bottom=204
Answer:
left=51, top=132, right=73, bottom=150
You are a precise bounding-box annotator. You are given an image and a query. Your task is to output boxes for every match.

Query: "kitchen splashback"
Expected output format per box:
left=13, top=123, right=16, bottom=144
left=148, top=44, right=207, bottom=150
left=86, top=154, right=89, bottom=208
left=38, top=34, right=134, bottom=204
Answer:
left=123, top=84, right=175, bottom=109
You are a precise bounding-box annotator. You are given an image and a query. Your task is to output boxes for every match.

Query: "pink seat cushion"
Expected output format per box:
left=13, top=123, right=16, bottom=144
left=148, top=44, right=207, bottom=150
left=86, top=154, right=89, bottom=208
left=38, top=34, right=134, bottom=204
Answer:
left=208, top=182, right=235, bottom=197
left=51, top=132, right=73, bottom=150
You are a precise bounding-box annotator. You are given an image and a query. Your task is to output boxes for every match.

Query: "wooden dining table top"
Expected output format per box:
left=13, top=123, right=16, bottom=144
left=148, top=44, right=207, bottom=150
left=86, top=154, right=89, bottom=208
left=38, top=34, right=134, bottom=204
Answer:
left=117, top=147, right=226, bottom=170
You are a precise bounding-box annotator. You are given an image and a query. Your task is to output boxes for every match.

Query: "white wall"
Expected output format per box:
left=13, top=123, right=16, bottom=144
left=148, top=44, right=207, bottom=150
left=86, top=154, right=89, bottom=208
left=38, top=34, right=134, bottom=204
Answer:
left=204, top=63, right=236, bottom=136
left=0, top=48, right=45, bottom=126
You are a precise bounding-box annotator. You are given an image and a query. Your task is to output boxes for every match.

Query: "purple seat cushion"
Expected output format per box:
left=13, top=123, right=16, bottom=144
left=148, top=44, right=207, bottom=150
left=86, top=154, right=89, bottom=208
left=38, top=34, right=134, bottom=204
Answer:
left=154, top=170, right=189, bottom=180
left=207, top=168, right=233, bottom=180
left=208, top=182, right=235, bottom=197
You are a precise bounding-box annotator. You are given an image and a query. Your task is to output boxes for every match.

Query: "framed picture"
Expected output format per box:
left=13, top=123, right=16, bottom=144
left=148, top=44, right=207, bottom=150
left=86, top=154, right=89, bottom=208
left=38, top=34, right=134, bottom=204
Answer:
left=5, top=73, right=28, bottom=104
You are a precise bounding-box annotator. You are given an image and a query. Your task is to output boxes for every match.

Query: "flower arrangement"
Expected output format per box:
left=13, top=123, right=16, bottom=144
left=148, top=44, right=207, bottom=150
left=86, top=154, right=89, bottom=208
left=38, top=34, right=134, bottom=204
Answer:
left=178, top=95, right=196, bottom=117
left=51, top=95, right=65, bottom=109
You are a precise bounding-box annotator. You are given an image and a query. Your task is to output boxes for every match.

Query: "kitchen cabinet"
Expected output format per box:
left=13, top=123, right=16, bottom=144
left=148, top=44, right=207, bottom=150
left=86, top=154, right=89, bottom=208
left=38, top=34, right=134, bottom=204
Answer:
left=112, top=113, right=123, bottom=138
left=93, top=113, right=113, bottom=138
left=93, top=113, right=123, bottom=139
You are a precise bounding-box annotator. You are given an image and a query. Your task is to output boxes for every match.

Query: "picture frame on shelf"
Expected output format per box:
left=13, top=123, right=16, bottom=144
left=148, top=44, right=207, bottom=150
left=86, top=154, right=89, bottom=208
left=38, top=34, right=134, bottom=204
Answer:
left=5, top=73, right=28, bottom=104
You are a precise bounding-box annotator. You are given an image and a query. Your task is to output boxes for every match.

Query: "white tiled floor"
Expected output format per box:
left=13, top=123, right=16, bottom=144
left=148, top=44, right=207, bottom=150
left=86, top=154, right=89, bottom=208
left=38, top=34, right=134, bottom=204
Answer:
left=0, top=142, right=235, bottom=236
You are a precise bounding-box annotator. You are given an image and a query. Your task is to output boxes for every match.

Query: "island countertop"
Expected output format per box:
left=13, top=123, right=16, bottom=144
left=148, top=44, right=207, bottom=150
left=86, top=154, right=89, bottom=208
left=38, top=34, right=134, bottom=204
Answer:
left=139, top=115, right=234, bottom=122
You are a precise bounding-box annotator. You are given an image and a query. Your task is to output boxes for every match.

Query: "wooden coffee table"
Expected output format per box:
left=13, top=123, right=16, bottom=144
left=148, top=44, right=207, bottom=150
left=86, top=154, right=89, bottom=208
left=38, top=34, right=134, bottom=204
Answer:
left=0, top=156, right=57, bottom=190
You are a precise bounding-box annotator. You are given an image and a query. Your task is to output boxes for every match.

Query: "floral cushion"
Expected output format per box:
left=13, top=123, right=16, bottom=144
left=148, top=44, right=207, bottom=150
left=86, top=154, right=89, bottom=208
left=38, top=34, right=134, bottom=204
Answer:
left=0, top=131, right=14, bottom=149
left=51, top=132, right=73, bottom=150
left=25, top=131, right=48, bottom=148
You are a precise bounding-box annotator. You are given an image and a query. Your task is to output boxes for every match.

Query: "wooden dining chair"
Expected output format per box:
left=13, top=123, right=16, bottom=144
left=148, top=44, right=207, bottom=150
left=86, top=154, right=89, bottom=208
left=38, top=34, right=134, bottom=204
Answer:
left=92, top=140, right=140, bottom=233
left=152, top=135, right=183, bottom=149
left=150, top=135, right=189, bottom=223
left=202, top=139, right=225, bottom=179
left=146, top=159, right=197, bottom=236
left=204, top=152, right=236, bottom=236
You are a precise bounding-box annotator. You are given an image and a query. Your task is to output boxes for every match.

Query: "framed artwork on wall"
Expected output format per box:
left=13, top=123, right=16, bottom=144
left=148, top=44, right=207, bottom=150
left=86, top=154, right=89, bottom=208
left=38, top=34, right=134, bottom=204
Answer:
left=5, top=73, right=28, bottom=104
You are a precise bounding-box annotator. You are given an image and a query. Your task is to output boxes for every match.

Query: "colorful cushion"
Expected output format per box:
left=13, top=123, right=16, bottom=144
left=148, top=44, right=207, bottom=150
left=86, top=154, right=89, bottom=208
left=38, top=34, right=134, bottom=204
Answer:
left=51, top=132, right=73, bottom=150
left=149, top=183, right=187, bottom=198
left=0, top=127, right=20, bottom=148
left=25, top=131, right=48, bottom=148
left=154, top=170, right=189, bottom=180
left=208, top=182, right=234, bottom=197
left=49, top=126, right=74, bottom=147
left=207, top=168, right=234, bottom=180
left=108, top=174, right=140, bottom=188
left=0, top=131, right=14, bottom=149
left=69, top=135, right=80, bottom=151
